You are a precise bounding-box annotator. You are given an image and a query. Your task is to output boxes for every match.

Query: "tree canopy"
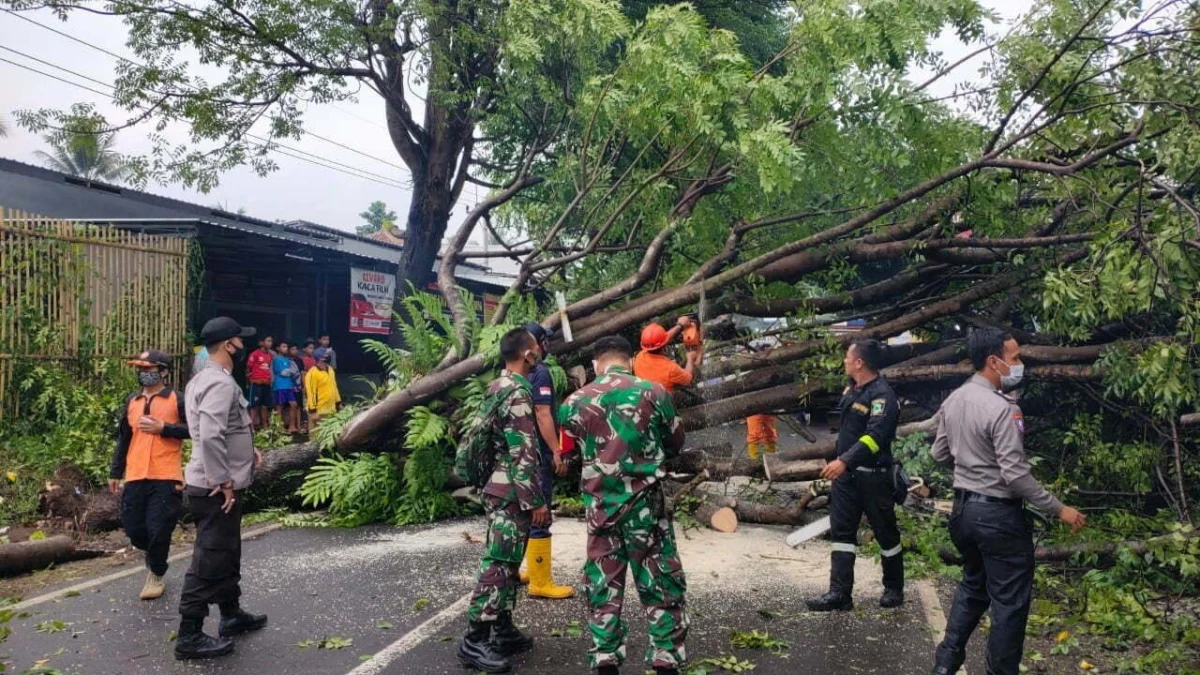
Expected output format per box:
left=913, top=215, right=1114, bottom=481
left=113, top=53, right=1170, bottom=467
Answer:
left=31, top=103, right=129, bottom=182
left=357, top=200, right=398, bottom=236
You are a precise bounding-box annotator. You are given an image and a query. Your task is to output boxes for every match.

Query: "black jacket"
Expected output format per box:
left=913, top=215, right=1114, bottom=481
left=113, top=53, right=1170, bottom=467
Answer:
left=836, top=376, right=900, bottom=469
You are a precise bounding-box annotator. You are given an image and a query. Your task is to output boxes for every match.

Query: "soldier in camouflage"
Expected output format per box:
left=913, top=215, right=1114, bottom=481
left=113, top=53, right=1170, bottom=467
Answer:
left=559, top=335, right=688, bottom=675
left=457, top=328, right=551, bottom=674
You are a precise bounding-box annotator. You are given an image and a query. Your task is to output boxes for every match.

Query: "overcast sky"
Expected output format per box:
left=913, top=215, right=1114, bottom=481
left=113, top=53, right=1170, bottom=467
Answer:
left=0, top=0, right=1033, bottom=242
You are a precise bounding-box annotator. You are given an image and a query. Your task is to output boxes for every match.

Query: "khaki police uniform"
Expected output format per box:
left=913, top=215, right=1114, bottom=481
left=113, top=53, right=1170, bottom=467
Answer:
left=930, top=374, right=1064, bottom=675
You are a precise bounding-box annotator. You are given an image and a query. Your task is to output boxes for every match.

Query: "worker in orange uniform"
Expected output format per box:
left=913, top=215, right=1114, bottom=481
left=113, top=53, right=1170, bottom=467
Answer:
left=633, top=317, right=701, bottom=393
left=746, top=414, right=778, bottom=460
left=109, top=349, right=189, bottom=601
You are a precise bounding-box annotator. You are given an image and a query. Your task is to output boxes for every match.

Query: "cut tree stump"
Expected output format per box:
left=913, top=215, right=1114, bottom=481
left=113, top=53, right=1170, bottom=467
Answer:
left=693, top=503, right=738, bottom=532
left=0, top=535, right=104, bottom=577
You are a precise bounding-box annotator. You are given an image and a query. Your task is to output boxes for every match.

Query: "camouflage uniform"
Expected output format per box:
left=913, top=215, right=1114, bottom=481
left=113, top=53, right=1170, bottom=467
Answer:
left=466, top=371, right=544, bottom=623
left=559, top=365, right=688, bottom=670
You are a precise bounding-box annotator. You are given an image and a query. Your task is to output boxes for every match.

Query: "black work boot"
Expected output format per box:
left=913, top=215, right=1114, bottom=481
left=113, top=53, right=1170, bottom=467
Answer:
left=880, top=586, right=904, bottom=608
left=457, top=621, right=511, bottom=673
left=491, top=611, right=534, bottom=656
left=219, top=607, right=269, bottom=637
left=174, top=618, right=234, bottom=660
left=654, top=668, right=679, bottom=675
left=596, top=666, right=619, bottom=675
left=806, top=590, right=854, bottom=612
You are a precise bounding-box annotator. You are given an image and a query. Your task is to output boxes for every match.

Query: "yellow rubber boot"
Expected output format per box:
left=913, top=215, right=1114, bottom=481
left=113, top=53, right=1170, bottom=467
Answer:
left=518, top=545, right=531, bottom=585
left=766, top=442, right=777, bottom=454
left=747, top=442, right=760, bottom=461
left=527, top=537, right=575, bottom=599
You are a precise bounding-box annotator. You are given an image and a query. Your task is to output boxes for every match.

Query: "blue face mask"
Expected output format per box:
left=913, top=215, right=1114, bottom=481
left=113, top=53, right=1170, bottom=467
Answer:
left=995, top=358, right=1024, bottom=390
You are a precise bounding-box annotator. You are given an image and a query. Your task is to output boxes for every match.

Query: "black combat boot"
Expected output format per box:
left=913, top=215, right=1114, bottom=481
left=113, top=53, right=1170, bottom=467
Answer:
left=457, top=621, right=511, bottom=673
left=880, top=586, right=904, bottom=608
left=596, top=666, right=619, bottom=675
left=492, top=611, right=534, bottom=656
left=218, top=605, right=269, bottom=637
left=174, top=617, right=235, bottom=660
left=805, top=590, right=854, bottom=612
left=654, top=668, right=679, bottom=675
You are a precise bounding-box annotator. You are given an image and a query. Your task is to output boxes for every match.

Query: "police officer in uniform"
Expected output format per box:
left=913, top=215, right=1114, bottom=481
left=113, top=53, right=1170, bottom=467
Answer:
left=807, top=338, right=904, bottom=611
left=931, top=329, right=1086, bottom=675
left=176, top=317, right=267, bottom=661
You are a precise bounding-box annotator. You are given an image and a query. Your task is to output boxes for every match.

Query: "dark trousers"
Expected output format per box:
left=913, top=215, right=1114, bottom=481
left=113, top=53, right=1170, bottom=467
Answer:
left=179, top=487, right=243, bottom=620
left=529, top=449, right=554, bottom=539
left=935, top=498, right=1034, bottom=675
left=121, top=479, right=183, bottom=576
left=828, top=469, right=903, bottom=594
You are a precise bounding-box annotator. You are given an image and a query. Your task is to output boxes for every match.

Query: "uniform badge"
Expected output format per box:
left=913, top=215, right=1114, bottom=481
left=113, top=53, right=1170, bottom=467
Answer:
left=1013, top=412, right=1025, bottom=435
left=852, top=402, right=869, bottom=414
left=870, top=399, right=886, bottom=416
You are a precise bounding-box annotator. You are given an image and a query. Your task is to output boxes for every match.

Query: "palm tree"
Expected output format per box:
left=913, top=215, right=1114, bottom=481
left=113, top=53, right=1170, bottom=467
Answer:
left=35, top=117, right=129, bottom=183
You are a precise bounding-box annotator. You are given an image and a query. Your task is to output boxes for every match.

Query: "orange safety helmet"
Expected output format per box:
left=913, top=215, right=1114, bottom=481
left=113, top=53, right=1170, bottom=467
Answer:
left=640, top=323, right=670, bottom=351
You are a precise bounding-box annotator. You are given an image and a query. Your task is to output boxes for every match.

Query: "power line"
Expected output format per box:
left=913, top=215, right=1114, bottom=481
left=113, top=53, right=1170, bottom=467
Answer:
left=0, top=46, right=412, bottom=190
left=2, top=8, right=412, bottom=180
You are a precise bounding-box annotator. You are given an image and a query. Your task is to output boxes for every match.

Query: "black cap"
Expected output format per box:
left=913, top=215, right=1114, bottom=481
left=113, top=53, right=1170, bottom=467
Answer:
left=523, top=322, right=554, bottom=344
left=200, top=317, right=256, bottom=346
left=128, top=349, right=172, bottom=368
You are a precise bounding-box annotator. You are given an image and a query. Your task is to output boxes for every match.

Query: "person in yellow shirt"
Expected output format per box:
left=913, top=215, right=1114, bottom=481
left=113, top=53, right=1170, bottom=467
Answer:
left=304, top=350, right=341, bottom=427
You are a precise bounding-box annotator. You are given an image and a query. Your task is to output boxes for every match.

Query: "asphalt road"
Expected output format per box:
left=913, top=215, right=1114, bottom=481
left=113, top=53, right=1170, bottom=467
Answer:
left=1, top=517, right=954, bottom=675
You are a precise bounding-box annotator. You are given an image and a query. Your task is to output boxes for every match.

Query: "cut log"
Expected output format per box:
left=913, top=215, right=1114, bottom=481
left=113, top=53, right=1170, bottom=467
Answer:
left=0, top=535, right=104, bottom=577
left=692, top=503, right=738, bottom=532
left=692, top=492, right=818, bottom=527
left=670, top=447, right=825, bottom=481
left=774, top=417, right=937, bottom=463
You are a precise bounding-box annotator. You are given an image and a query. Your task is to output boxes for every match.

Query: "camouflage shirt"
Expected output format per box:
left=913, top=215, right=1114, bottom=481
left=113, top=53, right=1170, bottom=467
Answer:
left=481, top=371, right=545, bottom=511
left=559, top=365, right=685, bottom=530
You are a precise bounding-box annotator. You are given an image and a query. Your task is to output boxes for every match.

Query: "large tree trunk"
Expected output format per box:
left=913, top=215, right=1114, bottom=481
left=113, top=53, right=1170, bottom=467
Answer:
left=0, top=536, right=104, bottom=577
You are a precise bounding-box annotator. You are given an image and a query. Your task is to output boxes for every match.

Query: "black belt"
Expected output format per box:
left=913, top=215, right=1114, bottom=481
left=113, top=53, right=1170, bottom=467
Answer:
left=854, top=465, right=890, bottom=473
left=954, top=489, right=1020, bottom=506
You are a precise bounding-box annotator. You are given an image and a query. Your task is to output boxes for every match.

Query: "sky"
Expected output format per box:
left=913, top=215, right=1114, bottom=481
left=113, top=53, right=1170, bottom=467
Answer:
left=0, top=0, right=1034, bottom=243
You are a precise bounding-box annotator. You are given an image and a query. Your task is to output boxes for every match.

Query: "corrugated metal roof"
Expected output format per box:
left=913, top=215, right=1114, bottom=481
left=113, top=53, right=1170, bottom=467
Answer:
left=0, top=157, right=506, bottom=282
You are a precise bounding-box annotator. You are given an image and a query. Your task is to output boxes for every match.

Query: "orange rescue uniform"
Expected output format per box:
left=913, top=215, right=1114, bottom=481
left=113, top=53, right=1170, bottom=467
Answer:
left=633, top=350, right=693, bottom=393
left=111, top=387, right=188, bottom=482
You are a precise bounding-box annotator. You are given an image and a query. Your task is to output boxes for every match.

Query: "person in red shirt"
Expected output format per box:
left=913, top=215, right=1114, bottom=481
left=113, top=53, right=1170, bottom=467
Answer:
left=632, top=317, right=701, bottom=393
left=109, top=349, right=189, bottom=601
left=245, top=335, right=274, bottom=430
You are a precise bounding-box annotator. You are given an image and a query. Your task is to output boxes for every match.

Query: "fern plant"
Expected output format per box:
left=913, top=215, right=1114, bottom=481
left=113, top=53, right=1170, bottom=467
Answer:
left=310, top=405, right=360, bottom=452
left=297, top=453, right=404, bottom=527
left=394, top=406, right=465, bottom=524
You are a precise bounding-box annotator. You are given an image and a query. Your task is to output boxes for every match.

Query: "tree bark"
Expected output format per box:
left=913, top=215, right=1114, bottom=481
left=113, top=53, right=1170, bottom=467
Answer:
left=0, top=535, right=103, bottom=577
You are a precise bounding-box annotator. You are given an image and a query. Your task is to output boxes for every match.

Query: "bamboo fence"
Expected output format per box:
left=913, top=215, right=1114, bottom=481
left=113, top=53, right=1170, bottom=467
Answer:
left=0, top=207, right=190, bottom=414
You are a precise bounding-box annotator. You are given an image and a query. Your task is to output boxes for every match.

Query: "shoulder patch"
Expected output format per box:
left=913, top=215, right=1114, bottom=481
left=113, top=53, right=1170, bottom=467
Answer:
left=538, top=387, right=553, bottom=397
left=870, top=398, right=886, bottom=416
left=1013, top=411, right=1025, bottom=435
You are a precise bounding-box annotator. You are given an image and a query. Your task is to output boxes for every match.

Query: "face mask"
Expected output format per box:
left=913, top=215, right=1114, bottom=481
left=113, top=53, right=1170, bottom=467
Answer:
left=229, top=343, right=247, bottom=362
left=997, top=359, right=1024, bottom=390
left=138, top=371, right=163, bottom=387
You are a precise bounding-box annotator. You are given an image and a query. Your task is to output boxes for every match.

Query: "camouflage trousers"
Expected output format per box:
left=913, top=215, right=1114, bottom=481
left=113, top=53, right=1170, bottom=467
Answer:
left=466, top=495, right=531, bottom=622
left=583, top=488, right=688, bottom=670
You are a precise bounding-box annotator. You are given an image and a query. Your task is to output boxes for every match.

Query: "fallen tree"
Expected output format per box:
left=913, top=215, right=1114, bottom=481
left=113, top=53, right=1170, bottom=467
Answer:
left=0, top=535, right=104, bottom=577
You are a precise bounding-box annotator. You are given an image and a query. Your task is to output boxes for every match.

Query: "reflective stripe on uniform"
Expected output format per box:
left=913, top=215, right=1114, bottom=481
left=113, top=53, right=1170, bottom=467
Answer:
left=881, top=544, right=903, bottom=558
left=859, top=434, right=880, bottom=453
left=831, top=542, right=857, bottom=554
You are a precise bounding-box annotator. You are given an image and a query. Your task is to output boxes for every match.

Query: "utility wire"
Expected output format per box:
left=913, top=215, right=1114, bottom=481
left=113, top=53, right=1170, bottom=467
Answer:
left=0, top=47, right=411, bottom=190
left=1, top=52, right=412, bottom=189
left=2, top=8, right=412, bottom=180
